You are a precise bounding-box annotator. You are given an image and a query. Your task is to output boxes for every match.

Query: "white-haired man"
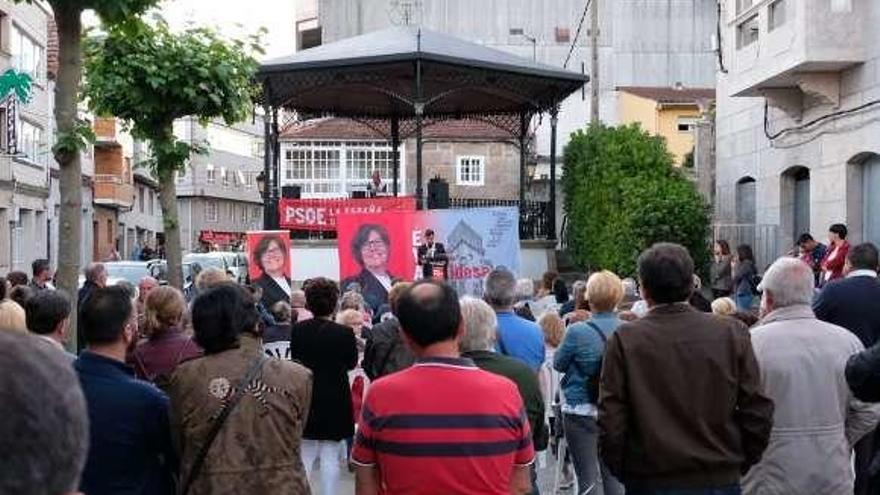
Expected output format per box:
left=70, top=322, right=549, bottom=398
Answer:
left=743, top=257, right=880, bottom=495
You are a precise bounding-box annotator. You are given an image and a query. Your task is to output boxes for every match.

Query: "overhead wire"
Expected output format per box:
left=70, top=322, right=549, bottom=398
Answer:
left=563, top=0, right=592, bottom=69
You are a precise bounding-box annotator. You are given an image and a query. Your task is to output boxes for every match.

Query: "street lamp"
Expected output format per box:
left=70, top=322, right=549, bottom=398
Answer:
left=509, top=28, right=537, bottom=62
left=256, top=171, right=266, bottom=199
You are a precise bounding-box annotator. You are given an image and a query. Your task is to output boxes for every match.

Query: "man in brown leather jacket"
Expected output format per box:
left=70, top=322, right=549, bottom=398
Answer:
left=598, top=243, right=774, bottom=495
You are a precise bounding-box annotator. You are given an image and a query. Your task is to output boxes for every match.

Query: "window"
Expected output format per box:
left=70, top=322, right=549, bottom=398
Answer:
left=244, top=171, right=253, bottom=188
left=176, top=167, right=187, bottom=184
left=106, top=219, right=113, bottom=244
left=768, top=0, right=786, bottom=31
left=138, top=187, right=145, bottom=213
left=736, top=15, right=759, bottom=49
left=736, top=0, right=754, bottom=14
left=221, top=167, right=229, bottom=187
left=205, top=201, right=219, bottom=223
left=555, top=27, right=570, bottom=43
left=252, top=140, right=264, bottom=158
left=456, top=156, right=485, bottom=186
left=149, top=190, right=155, bottom=215
left=10, top=25, right=45, bottom=83
left=17, top=120, right=44, bottom=165
left=228, top=203, right=235, bottom=222
left=677, top=117, right=698, bottom=133
left=206, top=164, right=216, bottom=183
left=281, top=141, right=402, bottom=198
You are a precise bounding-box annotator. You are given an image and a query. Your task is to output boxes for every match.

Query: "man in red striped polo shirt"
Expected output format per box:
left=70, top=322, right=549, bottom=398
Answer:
left=353, top=280, right=535, bottom=495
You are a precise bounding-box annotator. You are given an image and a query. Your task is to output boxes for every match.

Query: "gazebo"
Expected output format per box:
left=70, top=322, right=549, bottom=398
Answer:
left=257, top=26, right=587, bottom=240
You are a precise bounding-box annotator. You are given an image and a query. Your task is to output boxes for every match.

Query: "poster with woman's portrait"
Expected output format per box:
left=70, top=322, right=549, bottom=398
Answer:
left=336, top=212, right=415, bottom=313
left=246, top=231, right=292, bottom=309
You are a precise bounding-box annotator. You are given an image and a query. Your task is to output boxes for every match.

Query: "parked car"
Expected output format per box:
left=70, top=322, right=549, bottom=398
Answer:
left=183, top=252, right=247, bottom=284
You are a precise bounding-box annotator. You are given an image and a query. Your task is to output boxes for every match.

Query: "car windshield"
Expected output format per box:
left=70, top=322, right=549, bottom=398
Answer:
left=183, top=254, right=225, bottom=269
left=105, top=264, right=150, bottom=284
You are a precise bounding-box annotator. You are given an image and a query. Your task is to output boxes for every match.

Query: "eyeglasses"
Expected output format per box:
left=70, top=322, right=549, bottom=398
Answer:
left=264, top=246, right=284, bottom=256
left=363, top=240, right=387, bottom=250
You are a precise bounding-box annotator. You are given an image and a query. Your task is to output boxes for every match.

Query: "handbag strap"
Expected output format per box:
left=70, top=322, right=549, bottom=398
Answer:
left=180, top=355, right=266, bottom=495
left=568, top=321, right=607, bottom=376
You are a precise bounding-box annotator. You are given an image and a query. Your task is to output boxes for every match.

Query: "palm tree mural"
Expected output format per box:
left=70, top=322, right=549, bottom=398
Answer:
left=0, top=69, right=33, bottom=103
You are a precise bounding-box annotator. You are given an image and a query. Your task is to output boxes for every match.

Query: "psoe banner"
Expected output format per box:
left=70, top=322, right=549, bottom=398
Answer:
left=279, top=196, right=416, bottom=231
left=415, top=207, right=521, bottom=297
left=336, top=207, right=521, bottom=300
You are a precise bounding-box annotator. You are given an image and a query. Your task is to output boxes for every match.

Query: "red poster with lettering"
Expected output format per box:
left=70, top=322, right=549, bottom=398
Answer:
left=279, top=197, right=416, bottom=231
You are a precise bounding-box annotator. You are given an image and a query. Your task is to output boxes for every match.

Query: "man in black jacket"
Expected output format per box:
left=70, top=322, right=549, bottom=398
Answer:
left=820, top=243, right=880, bottom=495
left=416, top=229, right=447, bottom=280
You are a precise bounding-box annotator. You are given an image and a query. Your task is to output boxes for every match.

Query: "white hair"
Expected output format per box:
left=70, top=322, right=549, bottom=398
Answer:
left=759, top=257, right=815, bottom=308
left=459, top=296, right=498, bottom=353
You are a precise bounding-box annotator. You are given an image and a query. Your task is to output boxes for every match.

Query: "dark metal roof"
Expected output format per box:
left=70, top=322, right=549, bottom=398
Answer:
left=258, top=26, right=587, bottom=118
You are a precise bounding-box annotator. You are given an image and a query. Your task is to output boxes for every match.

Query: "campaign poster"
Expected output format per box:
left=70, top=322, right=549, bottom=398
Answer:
left=336, top=212, right=416, bottom=311
left=245, top=231, right=292, bottom=282
left=413, top=207, right=521, bottom=297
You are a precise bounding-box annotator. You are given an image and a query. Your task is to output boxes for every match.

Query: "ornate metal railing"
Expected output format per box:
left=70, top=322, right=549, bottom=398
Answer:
left=447, top=198, right=552, bottom=240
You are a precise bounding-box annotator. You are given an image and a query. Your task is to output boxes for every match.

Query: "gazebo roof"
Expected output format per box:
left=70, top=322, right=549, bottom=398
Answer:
left=258, top=26, right=587, bottom=119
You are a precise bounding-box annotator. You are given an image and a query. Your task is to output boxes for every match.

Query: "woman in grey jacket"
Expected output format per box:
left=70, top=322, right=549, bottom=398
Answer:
left=711, top=240, right=733, bottom=298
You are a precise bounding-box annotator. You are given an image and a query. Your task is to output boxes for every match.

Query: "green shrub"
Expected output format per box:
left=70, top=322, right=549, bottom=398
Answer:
left=562, top=123, right=711, bottom=277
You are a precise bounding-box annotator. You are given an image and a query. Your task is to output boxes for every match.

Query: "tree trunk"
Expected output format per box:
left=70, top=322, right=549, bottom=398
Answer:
left=52, top=7, right=83, bottom=350
left=158, top=161, right=183, bottom=290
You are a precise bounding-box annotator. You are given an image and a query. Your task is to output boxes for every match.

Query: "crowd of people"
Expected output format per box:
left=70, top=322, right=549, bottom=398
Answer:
left=3, top=221, right=880, bottom=495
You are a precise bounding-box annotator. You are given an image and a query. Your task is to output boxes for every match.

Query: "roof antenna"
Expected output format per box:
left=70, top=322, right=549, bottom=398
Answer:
left=389, top=1, right=423, bottom=26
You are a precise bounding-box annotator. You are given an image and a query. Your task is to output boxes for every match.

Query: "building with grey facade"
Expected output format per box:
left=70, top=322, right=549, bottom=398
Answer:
left=298, top=0, right=718, bottom=161
left=714, top=0, right=880, bottom=266
left=175, top=117, right=264, bottom=252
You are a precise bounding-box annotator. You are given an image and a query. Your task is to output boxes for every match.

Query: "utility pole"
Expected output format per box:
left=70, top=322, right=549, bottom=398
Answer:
left=590, top=0, right=600, bottom=124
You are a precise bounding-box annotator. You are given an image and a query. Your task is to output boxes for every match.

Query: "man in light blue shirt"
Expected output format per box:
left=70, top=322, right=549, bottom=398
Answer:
left=485, top=268, right=544, bottom=371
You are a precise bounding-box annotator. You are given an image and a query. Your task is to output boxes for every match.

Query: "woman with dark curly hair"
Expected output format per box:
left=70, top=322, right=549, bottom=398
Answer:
left=340, top=224, right=400, bottom=313
left=167, top=283, right=313, bottom=494
left=251, top=234, right=292, bottom=309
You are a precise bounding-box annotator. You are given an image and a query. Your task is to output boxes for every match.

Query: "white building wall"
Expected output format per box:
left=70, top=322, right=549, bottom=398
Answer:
left=310, top=0, right=717, bottom=157
left=715, top=0, right=880, bottom=254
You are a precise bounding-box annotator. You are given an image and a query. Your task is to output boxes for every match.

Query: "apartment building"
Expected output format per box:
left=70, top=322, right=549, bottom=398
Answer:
left=175, top=117, right=264, bottom=252
left=0, top=1, right=54, bottom=274
left=715, top=0, right=880, bottom=259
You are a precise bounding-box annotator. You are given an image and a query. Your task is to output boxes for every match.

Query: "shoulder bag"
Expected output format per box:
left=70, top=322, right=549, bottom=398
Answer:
left=179, top=355, right=267, bottom=495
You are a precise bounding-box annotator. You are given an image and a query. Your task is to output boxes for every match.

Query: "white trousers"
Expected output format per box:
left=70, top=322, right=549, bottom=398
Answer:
left=301, top=439, right=342, bottom=495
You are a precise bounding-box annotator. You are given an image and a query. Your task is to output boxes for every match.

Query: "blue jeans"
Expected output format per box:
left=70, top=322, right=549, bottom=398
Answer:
left=626, top=486, right=741, bottom=495
left=735, top=293, right=754, bottom=312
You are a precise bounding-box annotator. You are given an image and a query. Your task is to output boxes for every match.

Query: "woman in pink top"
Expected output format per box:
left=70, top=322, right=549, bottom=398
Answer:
left=821, top=223, right=850, bottom=285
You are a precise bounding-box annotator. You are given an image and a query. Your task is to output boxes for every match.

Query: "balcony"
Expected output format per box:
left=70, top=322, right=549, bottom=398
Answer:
left=728, top=0, right=864, bottom=117
left=94, top=174, right=134, bottom=208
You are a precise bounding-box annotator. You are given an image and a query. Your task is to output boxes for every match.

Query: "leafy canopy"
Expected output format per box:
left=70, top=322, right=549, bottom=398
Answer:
left=562, top=123, right=711, bottom=277
left=83, top=17, right=262, bottom=177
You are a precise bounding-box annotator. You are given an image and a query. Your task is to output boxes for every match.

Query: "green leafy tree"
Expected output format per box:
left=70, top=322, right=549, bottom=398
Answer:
left=562, top=123, right=711, bottom=277
left=12, top=0, right=159, bottom=350
left=83, top=18, right=261, bottom=288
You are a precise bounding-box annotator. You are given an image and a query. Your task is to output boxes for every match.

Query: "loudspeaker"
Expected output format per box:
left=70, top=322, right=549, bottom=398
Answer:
left=281, top=185, right=301, bottom=199
left=427, top=178, right=449, bottom=209
left=351, top=190, right=367, bottom=199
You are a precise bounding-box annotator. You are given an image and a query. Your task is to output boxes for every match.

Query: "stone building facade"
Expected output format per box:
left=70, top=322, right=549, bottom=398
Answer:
left=279, top=118, right=521, bottom=201
left=715, top=0, right=880, bottom=265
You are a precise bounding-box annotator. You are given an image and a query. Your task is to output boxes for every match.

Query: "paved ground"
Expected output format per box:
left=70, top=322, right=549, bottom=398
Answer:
left=308, top=450, right=572, bottom=494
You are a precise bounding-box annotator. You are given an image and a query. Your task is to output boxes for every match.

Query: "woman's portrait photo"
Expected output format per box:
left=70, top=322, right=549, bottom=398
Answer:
left=247, top=232, right=292, bottom=309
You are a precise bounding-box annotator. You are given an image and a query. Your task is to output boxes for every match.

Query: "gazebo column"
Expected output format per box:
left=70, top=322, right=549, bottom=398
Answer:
left=519, top=111, right=527, bottom=205
left=414, top=59, right=424, bottom=209
left=391, top=114, right=400, bottom=197
left=271, top=109, right=281, bottom=230
left=262, top=103, right=273, bottom=230
left=549, top=106, right=559, bottom=241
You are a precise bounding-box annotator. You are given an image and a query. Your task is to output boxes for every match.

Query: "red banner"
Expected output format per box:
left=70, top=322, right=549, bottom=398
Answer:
left=279, top=197, right=416, bottom=231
